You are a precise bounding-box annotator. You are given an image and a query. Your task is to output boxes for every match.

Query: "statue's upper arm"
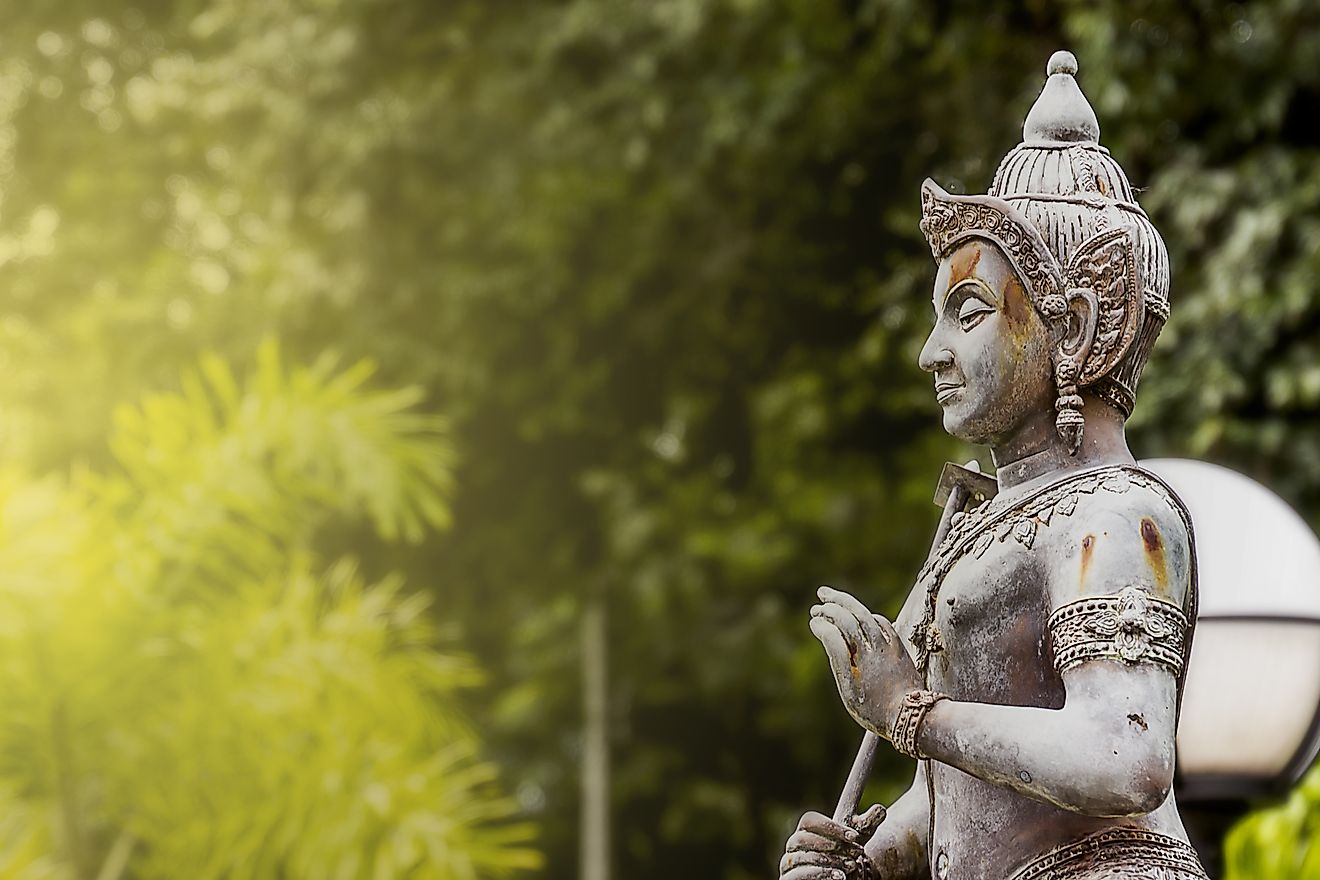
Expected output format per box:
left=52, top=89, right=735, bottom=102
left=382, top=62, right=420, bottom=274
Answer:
left=1044, top=483, right=1193, bottom=691
left=1037, top=482, right=1190, bottom=806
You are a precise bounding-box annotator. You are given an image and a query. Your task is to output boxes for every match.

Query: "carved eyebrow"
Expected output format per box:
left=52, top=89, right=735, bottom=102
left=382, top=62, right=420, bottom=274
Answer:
left=937, top=276, right=999, bottom=314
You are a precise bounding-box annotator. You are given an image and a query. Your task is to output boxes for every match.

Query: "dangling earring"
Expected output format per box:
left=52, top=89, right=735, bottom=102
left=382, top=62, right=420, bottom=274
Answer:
left=1054, top=359, right=1084, bottom=455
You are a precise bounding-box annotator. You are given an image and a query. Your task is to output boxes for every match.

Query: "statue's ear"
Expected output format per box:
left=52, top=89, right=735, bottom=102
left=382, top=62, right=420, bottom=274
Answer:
left=1058, top=286, right=1098, bottom=370
left=1064, top=228, right=1141, bottom=385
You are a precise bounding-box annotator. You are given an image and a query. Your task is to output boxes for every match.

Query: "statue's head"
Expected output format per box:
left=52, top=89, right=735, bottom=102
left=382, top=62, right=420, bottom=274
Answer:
left=917, top=51, right=1169, bottom=453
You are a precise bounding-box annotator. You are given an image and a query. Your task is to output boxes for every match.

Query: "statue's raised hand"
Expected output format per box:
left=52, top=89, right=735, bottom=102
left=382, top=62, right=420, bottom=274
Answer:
left=809, top=586, right=919, bottom=740
left=780, top=807, right=886, bottom=880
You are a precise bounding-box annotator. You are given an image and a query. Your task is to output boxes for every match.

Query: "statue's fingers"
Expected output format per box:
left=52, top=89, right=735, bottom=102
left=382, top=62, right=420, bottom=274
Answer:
left=785, top=828, right=850, bottom=854
left=808, top=618, right=855, bottom=684
left=813, top=603, right=865, bottom=647
left=848, top=803, right=887, bottom=838
left=797, top=810, right=859, bottom=844
left=817, top=586, right=881, bottom=643
left=870, top=613, right=901, bottom=648
left=781, top=866, right=846, bottom=880
left=779, top=850, right=844, bottom=874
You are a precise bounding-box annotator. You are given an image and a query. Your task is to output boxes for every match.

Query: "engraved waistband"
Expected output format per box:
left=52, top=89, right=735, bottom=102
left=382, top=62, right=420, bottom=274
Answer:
left=1009, top=827, right=1207, bottom=880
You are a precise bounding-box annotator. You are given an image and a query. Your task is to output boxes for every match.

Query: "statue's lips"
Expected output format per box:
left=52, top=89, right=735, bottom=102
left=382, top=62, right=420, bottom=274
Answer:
left=935, top=382, right=964, bottom=405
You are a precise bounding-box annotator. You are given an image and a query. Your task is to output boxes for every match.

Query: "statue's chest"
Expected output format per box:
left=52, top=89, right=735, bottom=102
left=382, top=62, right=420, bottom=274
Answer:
left=907, top=467, right=1149, bottom=704
left=916, top=531, right=1060, bottom=705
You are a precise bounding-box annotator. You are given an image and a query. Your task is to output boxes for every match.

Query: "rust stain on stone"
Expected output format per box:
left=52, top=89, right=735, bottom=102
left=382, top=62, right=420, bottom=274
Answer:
left=1002, top=275, right=1030, bottom=325
left=948, top=243, right=983, bottom=288
left=1140, top=517, right=1167, bottom=589
left=1079, top=534, right=1095, bottom=582
left=878, top=836, right=923, bottom=875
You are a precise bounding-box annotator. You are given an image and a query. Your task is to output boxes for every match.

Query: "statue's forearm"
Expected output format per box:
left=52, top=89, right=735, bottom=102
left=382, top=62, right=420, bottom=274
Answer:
left=914, top=690, right=1174, bottom=817
left=864, top=772, right=930, bottom=878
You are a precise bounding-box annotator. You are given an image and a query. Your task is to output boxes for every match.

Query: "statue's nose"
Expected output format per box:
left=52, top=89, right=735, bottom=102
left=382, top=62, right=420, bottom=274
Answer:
left=918, top=326, right=954, bottom=373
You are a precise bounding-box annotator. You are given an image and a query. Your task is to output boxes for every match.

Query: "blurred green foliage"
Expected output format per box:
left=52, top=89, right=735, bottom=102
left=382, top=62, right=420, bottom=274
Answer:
left=0, top=340, right=537, bottom=877
left=0, top=0, right=1315, bottom=878
left=1227, top=766, right=1320, bottom=878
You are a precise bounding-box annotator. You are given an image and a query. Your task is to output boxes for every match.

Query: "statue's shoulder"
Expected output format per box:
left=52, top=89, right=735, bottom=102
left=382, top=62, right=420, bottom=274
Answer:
left=1043, top=465, right=1191, bottom=546
left=1039, top=465, right=1193, bottom=606
left=925, top=465, right=1190, bottom=586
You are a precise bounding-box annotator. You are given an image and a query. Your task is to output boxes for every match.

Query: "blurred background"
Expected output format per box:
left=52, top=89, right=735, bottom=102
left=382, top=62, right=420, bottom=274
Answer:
left=0, top=1, right=1317, bottom=878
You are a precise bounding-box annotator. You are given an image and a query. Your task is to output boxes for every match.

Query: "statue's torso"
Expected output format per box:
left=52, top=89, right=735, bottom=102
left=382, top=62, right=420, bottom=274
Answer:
left=894, top=465, right=1196, bottom=880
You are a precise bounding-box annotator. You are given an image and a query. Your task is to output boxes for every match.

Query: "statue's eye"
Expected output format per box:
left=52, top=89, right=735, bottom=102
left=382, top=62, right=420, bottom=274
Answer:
left=957, top=297, right=994, bottom=330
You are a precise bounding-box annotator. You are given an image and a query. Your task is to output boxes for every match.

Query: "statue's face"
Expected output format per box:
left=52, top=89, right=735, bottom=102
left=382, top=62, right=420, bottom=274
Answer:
left=918, top=239, right=1056, bottom=446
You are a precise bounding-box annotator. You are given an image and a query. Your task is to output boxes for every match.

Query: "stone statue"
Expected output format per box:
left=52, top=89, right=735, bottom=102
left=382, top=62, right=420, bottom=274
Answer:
left=779, top=52, right=1210, bottom=880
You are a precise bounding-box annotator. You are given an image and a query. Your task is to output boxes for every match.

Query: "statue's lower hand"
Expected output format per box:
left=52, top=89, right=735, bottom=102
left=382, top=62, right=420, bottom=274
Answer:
left=809, top=586, right=920, bottom=739
left=780, top=807, right=885, bottom=880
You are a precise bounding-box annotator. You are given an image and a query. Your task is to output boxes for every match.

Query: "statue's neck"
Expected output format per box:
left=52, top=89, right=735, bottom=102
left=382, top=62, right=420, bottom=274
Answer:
left=990, top=395, right=1134, bottom=494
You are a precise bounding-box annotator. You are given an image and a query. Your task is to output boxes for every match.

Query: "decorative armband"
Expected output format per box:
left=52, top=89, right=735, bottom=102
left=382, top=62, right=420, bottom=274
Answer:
left=1047, top=585, right=1188, bottom=676
left=891, top=689, right=949, bottom=759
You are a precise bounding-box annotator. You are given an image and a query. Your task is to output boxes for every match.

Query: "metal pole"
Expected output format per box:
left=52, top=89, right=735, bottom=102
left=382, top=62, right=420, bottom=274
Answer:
left=581, top=598, right=610, bottom=880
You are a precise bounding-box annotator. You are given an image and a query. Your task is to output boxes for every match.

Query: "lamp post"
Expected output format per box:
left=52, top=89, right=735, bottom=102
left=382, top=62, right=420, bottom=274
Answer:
left=1142, top=458, right=1320, bottom=874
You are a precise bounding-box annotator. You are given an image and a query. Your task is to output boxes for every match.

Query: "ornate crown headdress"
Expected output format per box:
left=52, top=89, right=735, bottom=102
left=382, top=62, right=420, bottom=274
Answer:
left=918, top=51, right=1170, bottom=453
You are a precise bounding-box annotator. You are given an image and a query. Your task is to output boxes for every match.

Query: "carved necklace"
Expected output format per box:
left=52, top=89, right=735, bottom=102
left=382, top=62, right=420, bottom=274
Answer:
left=910, top=464, right=1172, bottom=677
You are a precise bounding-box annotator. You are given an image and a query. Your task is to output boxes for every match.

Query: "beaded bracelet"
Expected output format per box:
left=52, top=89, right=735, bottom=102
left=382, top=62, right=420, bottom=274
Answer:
left=891, top=689, right=949, bottom=759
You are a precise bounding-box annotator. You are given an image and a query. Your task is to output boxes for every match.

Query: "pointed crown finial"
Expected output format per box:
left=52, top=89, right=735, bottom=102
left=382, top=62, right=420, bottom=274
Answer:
left=1023, top=49, right=1099, bottom=144
left=1047, top=50, right=1077, bottom=76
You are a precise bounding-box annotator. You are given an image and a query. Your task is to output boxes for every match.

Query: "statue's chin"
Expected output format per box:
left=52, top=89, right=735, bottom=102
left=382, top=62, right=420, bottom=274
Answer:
left=940, top=407, right=993, bottom=447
